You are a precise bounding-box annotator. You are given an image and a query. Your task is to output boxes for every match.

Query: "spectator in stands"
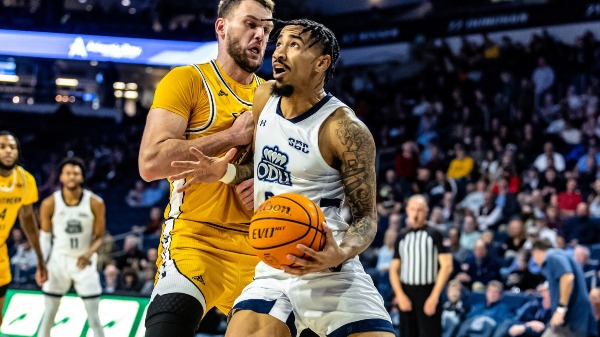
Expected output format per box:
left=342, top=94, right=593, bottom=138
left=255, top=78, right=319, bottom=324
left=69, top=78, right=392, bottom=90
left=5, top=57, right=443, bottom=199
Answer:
left=539, top=168, right=564, bottom=201
left=6, top=227, right=26, bottom=257
left=430, top=206, right=450, bottom=235
left=457, top=240, right=502, bottom=290
left=442, top=279, right=469, bottom=333
left=481, top=149, right=501, bottom=180
left=477, top=191, right=503, bottom=231
left=10, top=242, right=38, bottom=284
left=532, top=239, right=598, bottom=337
left=421, top=143, right=445, bottom=173
left=576, top=145, right=600, bottom=174
left=459, top=179, right=488, bottom=214
left=447, top=143, right=474, bottom=181
left=141, top=180, right=166, bottom=207
left=545, top=205, right=563, bottom=235
left=446, top=227, right=470, bottom=264
left=522, top=169, right=541, bottom=194
left=381, top=169, right=404, bottom=201
left=494, top=177, right=521, bottom=223
left=132, top=207, right=163, bottom=237
left=377, top=184, right=402, bottom=217
left=533, top=216, right=558, bottom=247
left=532, top=57, right=556, bottom=106
left=563, top=202, right=600, bottom=246
left=119, top=267, right=141, bottom=292
left=588, top=180, right=600, bottom=217
left=140, top=265, right=158, bottom=296
left=376, top=229, right=397, bottom=305
left=427, top=169, right=456, bottom=207
left=102, top=264, right=120, bottom=294
left=116, top=235, right=145, bottom=270
left=534, top=142, right=565, bottom=173
left=125, top=180, right=146, bottom=207
left=557, top=178, right=584, bottom=217
left=459, top=213, right=481, bottom=251
left=502, top=219, right=527, bottom=258
left=466, top=280, right=511, bottom=324
left=504, top=250, right=545, bottom=293
left=395, top=141, right=419, bottom=191
left=573, top=245, right=599, bottom=291
left=507, top=282, right=552, bottom=337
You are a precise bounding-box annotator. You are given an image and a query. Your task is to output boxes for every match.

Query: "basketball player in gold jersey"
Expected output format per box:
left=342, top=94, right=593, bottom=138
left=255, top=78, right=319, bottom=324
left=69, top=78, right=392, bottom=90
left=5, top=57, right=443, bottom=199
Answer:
left=137, top=1, right=274, bottom=336
left=0, top=131, right=47, bottom=325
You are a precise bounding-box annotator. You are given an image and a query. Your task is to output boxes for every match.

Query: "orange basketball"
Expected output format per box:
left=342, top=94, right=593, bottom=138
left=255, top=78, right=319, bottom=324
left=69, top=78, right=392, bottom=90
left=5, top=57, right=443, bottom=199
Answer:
left=250, top=193, right=326, bottom=269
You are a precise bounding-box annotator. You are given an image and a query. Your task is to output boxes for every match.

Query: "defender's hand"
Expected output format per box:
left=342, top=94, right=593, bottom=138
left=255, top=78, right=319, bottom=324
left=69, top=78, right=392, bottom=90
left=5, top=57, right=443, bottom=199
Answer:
left=169, top=147, right=237, bottom=192
left=236, top=179, right=254, bottom=210
left=230, top=111, right=254, bottom=146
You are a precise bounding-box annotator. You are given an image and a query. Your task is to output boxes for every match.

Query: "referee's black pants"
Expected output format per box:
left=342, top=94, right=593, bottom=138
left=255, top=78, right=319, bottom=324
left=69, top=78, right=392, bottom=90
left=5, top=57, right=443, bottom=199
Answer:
left=399, top=283, right=442, bottom=337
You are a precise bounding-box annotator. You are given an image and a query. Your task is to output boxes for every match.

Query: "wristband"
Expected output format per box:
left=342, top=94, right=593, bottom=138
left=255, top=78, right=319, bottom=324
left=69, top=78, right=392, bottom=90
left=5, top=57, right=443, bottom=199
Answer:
left=219, top=163, right=236, bottom=184
left=556, top=306, right=567, bottom=314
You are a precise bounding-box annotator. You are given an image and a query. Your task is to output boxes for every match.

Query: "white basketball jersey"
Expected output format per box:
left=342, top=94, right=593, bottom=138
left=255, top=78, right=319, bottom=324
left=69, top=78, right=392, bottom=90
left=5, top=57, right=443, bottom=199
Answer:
left=51, top=189, right=94, bottom=257
left=254, top=93, right=349, bottom=235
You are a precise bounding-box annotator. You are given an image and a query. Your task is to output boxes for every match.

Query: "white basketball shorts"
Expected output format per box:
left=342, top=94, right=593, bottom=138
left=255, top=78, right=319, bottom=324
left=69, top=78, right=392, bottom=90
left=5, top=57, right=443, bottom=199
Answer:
left=42, top=252, right=102, bottom=298
left=232, top=256, right=394, bottom=337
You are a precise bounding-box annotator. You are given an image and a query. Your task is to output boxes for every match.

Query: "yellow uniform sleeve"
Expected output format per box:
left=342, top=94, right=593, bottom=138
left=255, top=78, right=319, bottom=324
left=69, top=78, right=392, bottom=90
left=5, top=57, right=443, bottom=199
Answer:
left=150, top=65, right=205, bottom=120
left=22, top=169, right=38, bottom=205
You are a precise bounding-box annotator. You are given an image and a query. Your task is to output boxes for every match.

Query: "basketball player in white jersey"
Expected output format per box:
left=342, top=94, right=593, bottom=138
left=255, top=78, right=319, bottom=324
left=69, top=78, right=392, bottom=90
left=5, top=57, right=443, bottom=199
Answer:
left=38, top=157, right=105, bottom=337
left=169, top=19, right=394, bottom=337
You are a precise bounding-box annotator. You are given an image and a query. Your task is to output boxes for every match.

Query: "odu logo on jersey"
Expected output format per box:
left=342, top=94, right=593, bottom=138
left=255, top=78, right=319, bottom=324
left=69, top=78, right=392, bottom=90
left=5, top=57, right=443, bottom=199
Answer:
left=257, top=145, right=292, bottom=186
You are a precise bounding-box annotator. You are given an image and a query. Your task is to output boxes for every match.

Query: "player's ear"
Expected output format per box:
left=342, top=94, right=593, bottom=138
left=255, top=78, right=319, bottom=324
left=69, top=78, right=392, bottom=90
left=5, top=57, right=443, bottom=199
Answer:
left=215, top=17, right=226, bottom=40
left=315, top=55, right=331, bottom=74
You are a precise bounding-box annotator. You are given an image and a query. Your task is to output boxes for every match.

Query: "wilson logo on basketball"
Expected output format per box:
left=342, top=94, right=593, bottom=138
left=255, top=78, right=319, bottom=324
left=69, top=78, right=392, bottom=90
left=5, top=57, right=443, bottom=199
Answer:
left=256, top=200, right=291, bottom=216
left=252, top=226, right=285, bottom=239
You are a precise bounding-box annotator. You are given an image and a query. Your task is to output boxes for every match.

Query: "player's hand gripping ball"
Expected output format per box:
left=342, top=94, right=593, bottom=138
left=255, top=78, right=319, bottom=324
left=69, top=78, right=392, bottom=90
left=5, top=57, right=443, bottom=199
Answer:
left=250, top=193, right=326, bottom=269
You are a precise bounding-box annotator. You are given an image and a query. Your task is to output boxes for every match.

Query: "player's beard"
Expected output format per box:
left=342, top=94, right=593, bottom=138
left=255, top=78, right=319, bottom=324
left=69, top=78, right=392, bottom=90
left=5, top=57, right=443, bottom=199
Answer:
left=0, top=160, right=16, bottom=171
left=226, top=32, right=262, bottom=73
left=271, top=82, right=294, bottom=97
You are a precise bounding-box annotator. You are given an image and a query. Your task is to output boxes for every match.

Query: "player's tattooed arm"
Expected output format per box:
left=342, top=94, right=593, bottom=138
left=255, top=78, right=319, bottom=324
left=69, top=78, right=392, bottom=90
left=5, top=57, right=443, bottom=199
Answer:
left=230, top=158, right=254, bottom=186
left=334, top=112, right=377, bottom=259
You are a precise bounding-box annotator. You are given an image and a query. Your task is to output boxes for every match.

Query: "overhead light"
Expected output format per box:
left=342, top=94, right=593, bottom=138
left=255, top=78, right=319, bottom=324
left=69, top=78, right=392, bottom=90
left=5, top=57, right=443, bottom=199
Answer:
left=124, top=91, right=138, bottom=99
left=12, top=96, right=19, bottom=104
left=56, top=78, right=79, bottom=87
left=129, top=8, right=136, bottom=14
left=114, top=90, right=123, bottom=98
left=90, top=60, right=98, bottom=66
left=27, top=98, right=34, bottom=105
left=126, top=83, right=138, bottom=90
left=113, top=82, right=126, bottom=90
left=121, top=0, right=130, bottom=6
left=0, top=75, right=19, bottom=83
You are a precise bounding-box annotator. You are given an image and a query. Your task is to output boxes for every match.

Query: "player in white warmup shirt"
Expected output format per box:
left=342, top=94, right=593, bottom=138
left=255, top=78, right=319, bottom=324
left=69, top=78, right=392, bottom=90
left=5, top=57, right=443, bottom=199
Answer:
left=38, top=157, right=105, bottom=337
left=168, top=19, right=394, bottom=337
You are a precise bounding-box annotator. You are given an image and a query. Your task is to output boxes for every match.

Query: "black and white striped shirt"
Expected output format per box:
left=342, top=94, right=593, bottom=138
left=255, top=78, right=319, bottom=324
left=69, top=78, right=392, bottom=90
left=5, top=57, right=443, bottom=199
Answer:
left=393, top=225, right=448, bottom=286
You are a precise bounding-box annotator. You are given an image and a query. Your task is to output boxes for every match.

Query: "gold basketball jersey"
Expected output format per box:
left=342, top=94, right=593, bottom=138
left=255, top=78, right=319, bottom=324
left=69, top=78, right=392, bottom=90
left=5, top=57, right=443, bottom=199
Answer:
left=0, top=166, right=38, bottom=242
left=0, top=166, right=38, bottom=286
left=151, top=60, right=263, bottom=232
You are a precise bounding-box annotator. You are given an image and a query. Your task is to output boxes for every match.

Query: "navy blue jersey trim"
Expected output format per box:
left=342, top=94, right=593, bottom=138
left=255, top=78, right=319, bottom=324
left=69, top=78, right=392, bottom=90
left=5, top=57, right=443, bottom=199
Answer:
left=328, top=318, right=394, bottom=337
left=276, top=93, right=333, bottom=124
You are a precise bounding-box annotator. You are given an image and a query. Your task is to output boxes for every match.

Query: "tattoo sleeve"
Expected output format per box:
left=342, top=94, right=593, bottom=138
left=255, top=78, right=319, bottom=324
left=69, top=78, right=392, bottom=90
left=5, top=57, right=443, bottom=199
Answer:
left=229, top=158, right=254, bottom=186
left=336, top=118, right=377, bottom=256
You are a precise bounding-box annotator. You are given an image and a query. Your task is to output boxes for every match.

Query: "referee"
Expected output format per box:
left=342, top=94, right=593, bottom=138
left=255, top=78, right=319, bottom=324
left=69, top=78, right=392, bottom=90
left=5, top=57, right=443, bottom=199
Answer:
left=390, top=194, right=453, bottom=337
